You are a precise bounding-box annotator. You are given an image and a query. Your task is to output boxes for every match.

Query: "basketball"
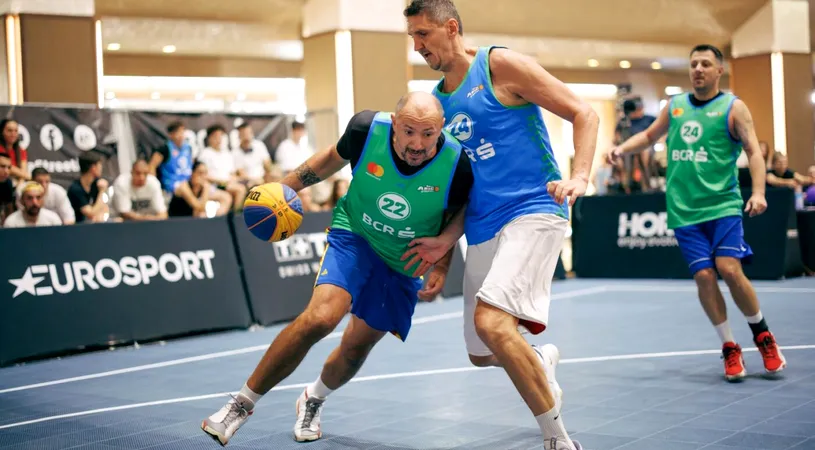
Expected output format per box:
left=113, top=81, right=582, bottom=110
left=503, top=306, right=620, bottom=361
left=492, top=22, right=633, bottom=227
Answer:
left=243, top=183, right=304, bottom=242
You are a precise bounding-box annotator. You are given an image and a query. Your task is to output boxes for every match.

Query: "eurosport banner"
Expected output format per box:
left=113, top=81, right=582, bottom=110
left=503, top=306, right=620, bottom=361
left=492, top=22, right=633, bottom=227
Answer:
left=128, top=111, right=291, bottom=162
left=571, top=188, right=794, bottom=280
left=0, top=216, right=252, bottom=366
left=0, top=105, right=119, bottom=188
left=233, top=211, right=470, bottom=327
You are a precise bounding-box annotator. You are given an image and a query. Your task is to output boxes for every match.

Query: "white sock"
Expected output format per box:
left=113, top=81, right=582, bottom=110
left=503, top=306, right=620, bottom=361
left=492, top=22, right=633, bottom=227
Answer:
left=536, top=407, right=575, bottom=449
left=745, top=311, right=763, bottom=324
left=238, top=383, right=262, bottom=409
left=307, top=377, right=334, bottom=399
left=714, top=321, right=736, bottom=344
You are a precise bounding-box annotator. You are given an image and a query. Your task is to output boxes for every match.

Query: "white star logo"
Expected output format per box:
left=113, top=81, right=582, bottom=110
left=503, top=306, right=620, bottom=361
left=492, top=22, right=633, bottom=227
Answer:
left=8, top=267, right=44, bottom=299
left=292, top=238, right=312, bottom=258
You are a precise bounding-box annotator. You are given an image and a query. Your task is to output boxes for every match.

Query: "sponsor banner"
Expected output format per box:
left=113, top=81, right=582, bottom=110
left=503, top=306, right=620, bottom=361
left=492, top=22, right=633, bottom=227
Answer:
left=0, top=105, right=119, bottom=188
left=797, top=209, right=815, bottom=273
left=0, top=217, right=251, bottom=366
left=232, top=211, right=331, bottom=326
left=572, top=188, right=795, bottom=280
left=127, top=111, right=290, bottom=162
left=233, top=211, right=469, bottom=326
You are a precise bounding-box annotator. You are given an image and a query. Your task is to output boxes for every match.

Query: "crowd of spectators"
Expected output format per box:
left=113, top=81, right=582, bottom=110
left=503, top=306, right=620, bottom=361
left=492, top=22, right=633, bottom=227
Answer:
left=0, top=118, right=350, bottom=229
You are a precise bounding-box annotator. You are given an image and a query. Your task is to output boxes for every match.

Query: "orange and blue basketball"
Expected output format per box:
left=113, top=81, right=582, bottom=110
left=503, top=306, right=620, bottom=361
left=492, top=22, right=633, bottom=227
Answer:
left=243, top=183, right=304, bottom=242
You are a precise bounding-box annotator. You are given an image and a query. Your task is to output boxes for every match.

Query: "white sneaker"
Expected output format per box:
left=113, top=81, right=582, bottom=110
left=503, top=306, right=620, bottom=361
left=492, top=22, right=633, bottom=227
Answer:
left=533, top=344, right=563, bottom=413
left=293, top=388, right=325, bottom=442
left=201, top=394, right=254, bottom=446
left=546, top=437, right=583, bottom=450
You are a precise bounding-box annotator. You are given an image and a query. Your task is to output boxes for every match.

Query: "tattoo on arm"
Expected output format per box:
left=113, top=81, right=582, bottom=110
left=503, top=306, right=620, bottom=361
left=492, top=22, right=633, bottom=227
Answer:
left=294, top=163, right=322, bottom=187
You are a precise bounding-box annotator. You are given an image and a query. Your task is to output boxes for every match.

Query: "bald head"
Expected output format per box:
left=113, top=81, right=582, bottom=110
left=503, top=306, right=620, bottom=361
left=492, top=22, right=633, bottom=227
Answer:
left=390, top=91, right=446, bottom=166
left=395, top=91, right=444, bottom=120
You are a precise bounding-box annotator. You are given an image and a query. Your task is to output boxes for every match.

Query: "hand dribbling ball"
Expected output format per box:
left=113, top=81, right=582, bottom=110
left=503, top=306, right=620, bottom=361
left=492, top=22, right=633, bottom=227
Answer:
left=243, top=183, right=304, bottom=242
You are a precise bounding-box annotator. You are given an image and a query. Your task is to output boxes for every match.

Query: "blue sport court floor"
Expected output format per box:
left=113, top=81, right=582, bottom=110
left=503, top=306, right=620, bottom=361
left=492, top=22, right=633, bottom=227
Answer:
left=1, top=278, right=815, bottom=450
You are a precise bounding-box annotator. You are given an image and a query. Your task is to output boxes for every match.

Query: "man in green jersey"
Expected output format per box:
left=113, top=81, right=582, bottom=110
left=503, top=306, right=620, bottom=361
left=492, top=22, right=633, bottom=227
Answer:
left=609, top=44, right=786, bottom=382
left=201, top=91, right=473, bottom=446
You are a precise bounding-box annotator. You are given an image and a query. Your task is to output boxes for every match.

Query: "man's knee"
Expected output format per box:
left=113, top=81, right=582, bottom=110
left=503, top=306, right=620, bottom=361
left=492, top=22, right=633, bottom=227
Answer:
left=715, top=258, right=744, bottom=282
left=299, top=287, right=349, bottom=338
left=473, top=300, right=516, bottom=347
left=694, top=267, right=718, bottom=287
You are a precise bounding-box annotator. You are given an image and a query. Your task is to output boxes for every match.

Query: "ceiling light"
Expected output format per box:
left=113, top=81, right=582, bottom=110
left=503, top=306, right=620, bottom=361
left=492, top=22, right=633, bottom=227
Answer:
left=105, top=92, right=115, bottom=100
left=151, top=92, right=160, bottom=99
left=162, top=45, right=176, bottom=53
left=587, top=59, right=599, bottom=68
left=107, top=43, right=121, bottom=51
left=236, top=92, right=247, bottom=101
left=651, top=61, right=662, bottom=70
left=619, top=60, right=631, bottom=69
left=195, top=92, right=205, bottom=100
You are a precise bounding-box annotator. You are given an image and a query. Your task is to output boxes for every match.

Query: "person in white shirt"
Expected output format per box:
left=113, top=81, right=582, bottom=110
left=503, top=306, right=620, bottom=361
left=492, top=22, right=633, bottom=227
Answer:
left=16, top=167, right=75, bottom=224
left=273, top=121, right=313, bottom=174
left=233, top=123, right=277, bottom=188
left=198, top=125, right=246, bottom=212
left=4, top=181, right=62, bottom=228
left=109, top=159, right=168, bottom=221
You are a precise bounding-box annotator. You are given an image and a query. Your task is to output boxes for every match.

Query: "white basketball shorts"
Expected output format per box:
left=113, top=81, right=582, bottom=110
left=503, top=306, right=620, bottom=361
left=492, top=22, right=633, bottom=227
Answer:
left=462, top=213, right=568, bottom=357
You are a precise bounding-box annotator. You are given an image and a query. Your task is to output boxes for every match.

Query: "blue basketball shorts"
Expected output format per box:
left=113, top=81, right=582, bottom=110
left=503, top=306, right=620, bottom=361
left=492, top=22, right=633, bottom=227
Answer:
left=673, top=215, right=754, bottom=275
left=314, top=228, right=423, bottom=341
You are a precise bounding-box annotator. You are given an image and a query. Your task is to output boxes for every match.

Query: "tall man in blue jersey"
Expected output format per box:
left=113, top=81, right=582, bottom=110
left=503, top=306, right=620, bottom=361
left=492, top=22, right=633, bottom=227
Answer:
left=402, top=2, right=599, bottom=449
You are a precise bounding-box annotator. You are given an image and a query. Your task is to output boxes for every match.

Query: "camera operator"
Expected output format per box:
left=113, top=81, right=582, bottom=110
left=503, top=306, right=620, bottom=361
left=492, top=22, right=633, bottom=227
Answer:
left=616, top=97, right=657, bottom=194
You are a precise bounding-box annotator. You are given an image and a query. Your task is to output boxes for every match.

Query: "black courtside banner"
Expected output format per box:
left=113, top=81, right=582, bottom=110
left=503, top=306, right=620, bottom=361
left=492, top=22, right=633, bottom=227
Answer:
left=128, top=111, right=290, bottom=163
left=572, top=188, right=793, bottom=280
left=232, top=211, right=333, bottom=326
left=0, top=105, right=119, bottom=188
left=0, top=216, right=251, bottom=366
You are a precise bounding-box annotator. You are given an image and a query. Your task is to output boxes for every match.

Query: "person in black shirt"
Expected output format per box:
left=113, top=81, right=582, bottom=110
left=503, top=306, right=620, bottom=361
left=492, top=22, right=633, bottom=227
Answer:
left=767, top=153, right=813, bottom=189
left=67, top=154, right=108, bottom=223
left=335, top=109, right=473, bottom=210
left=0, top=152, right=14, bottom=225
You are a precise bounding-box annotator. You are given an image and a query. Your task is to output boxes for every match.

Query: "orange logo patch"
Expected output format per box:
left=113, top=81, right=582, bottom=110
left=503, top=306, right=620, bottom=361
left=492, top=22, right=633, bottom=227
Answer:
left=671, top=108, right=684, bottom=118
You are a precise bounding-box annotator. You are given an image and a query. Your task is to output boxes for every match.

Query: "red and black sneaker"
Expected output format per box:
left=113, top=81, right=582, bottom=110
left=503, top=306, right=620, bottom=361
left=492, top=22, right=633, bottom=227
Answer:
left=722, top=342, right=746, bottom=382
left=755, top=331, right=787, bottom=374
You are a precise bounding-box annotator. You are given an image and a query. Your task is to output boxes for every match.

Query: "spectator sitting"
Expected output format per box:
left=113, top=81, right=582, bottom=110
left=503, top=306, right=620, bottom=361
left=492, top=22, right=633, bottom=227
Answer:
left=15, top=168, right=74, bottom=225
left=0, top=119, right=28, bottom=185
left=766, top=153, right=813, bottom=189
left=110, top=159, right=168, bottom=222
left=68, top=153, right=109, bottom=223
left=274, top=121, right=313, bottom=175
left=168, top=160, right=229, bottom=218
left=3, top=182, right=61, bottom=228
left=0, top=152, right=14, bottom=225
left=298, top=187, right=323, bottom=213
left=233, top=122, right=276, bottom=187
left=198, top=125, right=246, bottom=212
left=148, top=120, right=193, bottom=197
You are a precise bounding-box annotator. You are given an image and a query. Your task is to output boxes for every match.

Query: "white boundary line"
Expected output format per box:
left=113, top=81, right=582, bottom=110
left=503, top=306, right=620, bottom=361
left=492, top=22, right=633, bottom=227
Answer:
left=605, top=285, right=815, bottom=294
left=1, top=344, right=813, bottom=431
left=0, top=283, right=808, bottom=396
left=0, top=286, right=606, bottom=396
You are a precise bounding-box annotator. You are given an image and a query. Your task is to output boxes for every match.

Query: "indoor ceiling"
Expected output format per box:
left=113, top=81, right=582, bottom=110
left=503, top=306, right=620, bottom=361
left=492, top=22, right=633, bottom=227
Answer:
left=95, top=0, right=775, bottom=72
